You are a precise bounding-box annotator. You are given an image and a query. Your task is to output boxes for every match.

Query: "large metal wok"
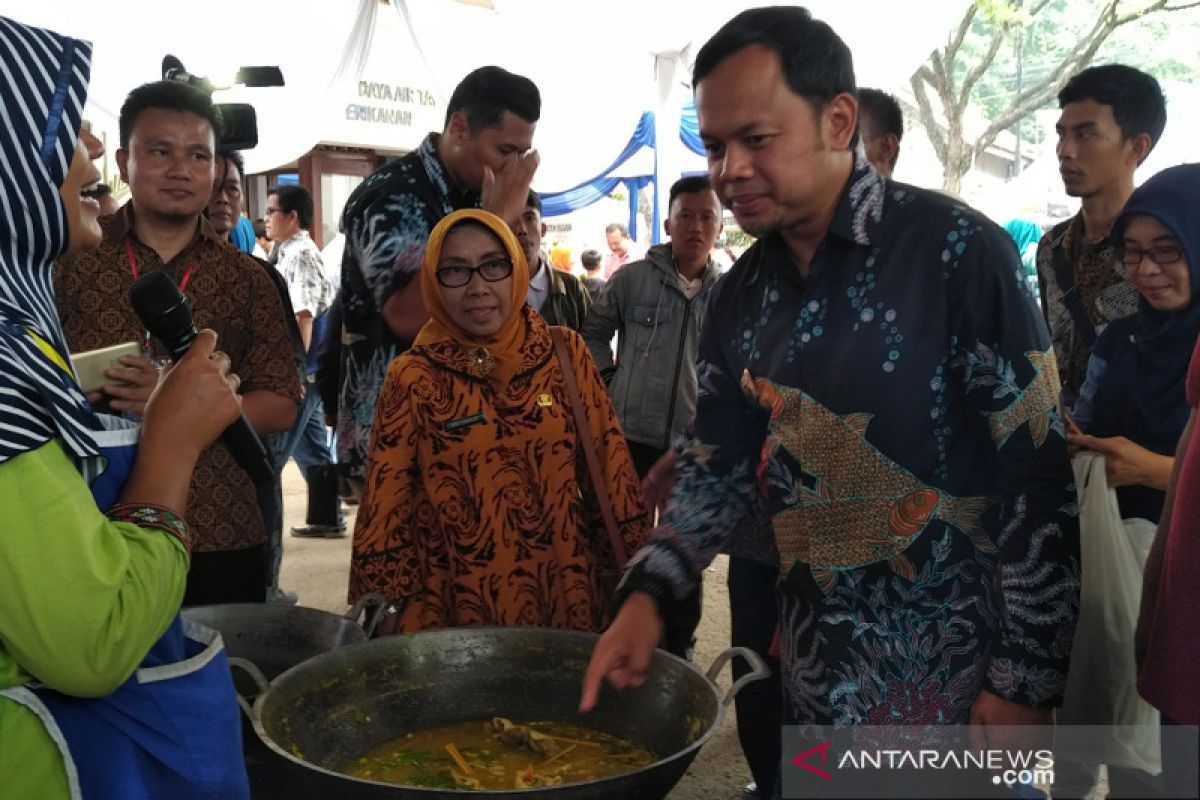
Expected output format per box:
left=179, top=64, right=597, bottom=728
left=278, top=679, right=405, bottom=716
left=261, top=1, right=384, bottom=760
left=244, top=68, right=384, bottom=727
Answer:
left=245, top=627, right=767, bottom=800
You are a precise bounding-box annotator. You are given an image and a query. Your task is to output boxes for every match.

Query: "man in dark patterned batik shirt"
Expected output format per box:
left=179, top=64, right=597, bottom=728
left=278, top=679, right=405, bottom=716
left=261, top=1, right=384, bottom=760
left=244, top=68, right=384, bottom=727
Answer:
left=335, top=66, right=540, bottom=499
left=583, top=10, right=1080, bottom=796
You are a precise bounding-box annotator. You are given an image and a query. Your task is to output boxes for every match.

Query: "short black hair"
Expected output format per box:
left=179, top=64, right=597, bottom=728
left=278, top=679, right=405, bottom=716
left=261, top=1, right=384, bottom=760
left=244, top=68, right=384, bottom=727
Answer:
left=694, top=6, right=856, bottom=145
left=216, top=150, right=245, bottom=182
left=1058, top=64, right=1167, bottom=154
left=94, top=183, right=113, bottom=198
left=526, top=190, right=542, bottom=214
left=444, top=66, right=541, bottom=132
left=581, top=249, right=602, bottom=269
left=268, top=184, right=314, bottom=230
left=857, top=88, right=903, bottom=140
left=253, top=218, right=266, bottom=239
left=119, top=80, right=223, bottom=150
left=668, top=175, right=716, bottom=209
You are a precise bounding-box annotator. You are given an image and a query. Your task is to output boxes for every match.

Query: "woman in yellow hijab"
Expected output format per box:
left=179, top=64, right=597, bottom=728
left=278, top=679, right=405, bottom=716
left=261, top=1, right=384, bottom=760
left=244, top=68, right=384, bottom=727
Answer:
left=349, top=210, right=651, bottom=633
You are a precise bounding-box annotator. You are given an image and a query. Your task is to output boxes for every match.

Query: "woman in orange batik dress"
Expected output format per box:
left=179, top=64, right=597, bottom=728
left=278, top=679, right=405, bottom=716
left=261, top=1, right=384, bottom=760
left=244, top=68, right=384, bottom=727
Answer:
left=349, top=209, right=651, bottom=634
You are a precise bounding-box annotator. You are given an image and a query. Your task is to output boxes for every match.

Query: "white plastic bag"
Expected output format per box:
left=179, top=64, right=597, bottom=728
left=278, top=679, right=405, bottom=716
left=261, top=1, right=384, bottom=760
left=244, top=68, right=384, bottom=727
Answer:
left=1058, top=452, right=1161, bottom=773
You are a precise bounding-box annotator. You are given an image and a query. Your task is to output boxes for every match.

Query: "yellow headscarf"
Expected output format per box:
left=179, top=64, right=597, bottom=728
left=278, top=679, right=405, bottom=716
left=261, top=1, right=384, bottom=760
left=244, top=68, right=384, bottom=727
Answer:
left=414, top=209, right=531, bottom=387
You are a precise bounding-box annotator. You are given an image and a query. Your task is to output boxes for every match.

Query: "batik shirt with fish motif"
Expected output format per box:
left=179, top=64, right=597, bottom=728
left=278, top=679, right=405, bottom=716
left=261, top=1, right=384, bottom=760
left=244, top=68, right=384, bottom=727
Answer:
left=620, top=158, right=1080, bottom=725
left=337, top=134, right=479, bottom=488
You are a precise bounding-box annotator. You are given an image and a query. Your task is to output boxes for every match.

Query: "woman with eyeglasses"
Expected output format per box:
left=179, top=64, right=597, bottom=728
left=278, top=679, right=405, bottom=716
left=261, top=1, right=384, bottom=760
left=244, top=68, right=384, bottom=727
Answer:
left=1069, top=165, right=1200, bottom=520
left=348, top=209, right=651, bottom=634
left=1061, top=164, right=1200, bottom=796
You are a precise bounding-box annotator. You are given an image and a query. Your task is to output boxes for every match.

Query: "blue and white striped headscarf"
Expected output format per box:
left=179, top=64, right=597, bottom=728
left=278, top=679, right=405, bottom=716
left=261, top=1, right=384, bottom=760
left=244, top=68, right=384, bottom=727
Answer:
left=0, top=16, right=99, bottom=465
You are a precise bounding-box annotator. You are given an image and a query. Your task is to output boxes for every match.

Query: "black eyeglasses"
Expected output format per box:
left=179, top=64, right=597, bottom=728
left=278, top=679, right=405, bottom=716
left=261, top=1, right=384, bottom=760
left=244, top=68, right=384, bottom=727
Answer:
left=1117, top=244, right=1184, bottom=268
left=264, top=207, right=284, bottom=216
left=435, top=257, right=514, bottom=288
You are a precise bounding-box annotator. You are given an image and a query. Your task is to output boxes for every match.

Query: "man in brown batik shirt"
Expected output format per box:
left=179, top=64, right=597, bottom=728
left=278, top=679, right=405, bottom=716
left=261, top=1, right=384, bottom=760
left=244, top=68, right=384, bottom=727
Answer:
left=55, top=80, right=301, bottom=605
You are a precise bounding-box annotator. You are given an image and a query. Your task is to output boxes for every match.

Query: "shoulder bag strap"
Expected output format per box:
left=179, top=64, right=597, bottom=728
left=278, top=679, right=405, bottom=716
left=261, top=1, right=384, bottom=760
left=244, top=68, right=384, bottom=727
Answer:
left=549, top=326, right=629, bottom=567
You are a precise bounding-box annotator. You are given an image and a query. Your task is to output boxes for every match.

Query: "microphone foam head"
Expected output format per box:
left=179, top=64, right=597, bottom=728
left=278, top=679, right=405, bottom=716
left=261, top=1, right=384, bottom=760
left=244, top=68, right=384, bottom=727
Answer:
left=129, top=271, right=192, bottom=343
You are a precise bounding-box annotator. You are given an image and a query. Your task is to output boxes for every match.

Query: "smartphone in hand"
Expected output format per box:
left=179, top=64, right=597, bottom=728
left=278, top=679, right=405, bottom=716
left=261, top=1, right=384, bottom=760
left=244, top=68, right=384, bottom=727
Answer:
left=71, top=341, right=141, bottom=393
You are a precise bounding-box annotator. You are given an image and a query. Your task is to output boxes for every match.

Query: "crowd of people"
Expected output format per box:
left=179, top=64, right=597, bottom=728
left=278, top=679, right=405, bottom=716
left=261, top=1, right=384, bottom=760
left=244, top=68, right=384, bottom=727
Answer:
left=2, top=5, right=1199, bottom=799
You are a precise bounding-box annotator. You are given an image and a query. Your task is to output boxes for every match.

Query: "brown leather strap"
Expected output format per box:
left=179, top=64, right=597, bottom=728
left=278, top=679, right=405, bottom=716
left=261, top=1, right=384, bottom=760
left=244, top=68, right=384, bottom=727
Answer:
left=549, top=326, right=629, bottom=567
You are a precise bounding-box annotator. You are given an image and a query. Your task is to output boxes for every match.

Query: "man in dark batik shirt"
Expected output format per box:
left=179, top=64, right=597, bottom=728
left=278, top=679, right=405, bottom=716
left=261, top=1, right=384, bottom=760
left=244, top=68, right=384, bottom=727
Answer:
left=336, top=67, right=541, bottom=497
left=583, top=5, right=1080, bottom=777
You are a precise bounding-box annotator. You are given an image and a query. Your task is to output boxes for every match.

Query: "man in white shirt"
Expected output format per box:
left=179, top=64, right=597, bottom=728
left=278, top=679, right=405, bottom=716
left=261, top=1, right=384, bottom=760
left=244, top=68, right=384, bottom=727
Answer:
left=266, top=184, right=343, bottom=537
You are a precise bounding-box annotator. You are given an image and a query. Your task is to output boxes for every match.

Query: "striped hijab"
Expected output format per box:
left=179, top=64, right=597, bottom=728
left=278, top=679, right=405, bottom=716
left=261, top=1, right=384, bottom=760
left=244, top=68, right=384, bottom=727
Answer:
left=0, top=17, right=98, bottom=465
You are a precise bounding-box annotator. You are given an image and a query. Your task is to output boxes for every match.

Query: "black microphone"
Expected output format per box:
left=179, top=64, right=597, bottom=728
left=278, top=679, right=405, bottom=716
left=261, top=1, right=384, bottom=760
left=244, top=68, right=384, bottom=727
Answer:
left=129, top=271, right=275, bottom=486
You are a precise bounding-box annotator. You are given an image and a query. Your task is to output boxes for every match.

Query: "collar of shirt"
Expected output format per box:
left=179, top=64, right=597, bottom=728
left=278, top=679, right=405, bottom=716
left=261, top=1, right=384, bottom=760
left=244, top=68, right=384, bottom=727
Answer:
left=678, top=272, right=704, bottom=300
left=1061, top=211, right=1113, bottom=257
left=103, top=202, right=222, bottom=255
left=275, top=229, right=317, bottom=261
left=526, top=258, right=550, bottom=310
left=529, top=257, right=550, bottom=291
left=745, top=153, right=885, bottom=285
left=420, top=132, right=479, bottom=210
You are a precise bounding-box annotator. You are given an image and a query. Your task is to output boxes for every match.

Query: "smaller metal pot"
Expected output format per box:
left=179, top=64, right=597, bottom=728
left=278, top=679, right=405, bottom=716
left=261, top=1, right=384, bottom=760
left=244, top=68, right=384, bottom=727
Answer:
left=182, top=593, right=390, bottom=798
left=182, top=592, right=388, bottom=690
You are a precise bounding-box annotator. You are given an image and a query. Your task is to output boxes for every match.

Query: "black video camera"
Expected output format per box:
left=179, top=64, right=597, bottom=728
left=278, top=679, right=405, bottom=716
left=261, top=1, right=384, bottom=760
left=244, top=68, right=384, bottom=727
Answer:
left=161, top=56, right=284, bottom=151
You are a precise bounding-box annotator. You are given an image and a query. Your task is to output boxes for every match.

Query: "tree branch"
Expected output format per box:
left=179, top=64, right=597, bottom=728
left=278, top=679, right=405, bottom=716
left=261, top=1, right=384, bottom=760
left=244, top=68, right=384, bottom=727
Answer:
left=945, top=2, right=978, bottom=64
left=911, top=72, right=948, bottom=163
left=956, top=22, right=1010, bottom=116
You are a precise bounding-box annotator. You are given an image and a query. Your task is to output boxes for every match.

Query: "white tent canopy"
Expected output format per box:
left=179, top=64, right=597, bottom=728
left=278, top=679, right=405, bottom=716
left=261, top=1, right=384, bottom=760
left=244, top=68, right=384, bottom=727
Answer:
left=2, top=0, right=965, bottom=199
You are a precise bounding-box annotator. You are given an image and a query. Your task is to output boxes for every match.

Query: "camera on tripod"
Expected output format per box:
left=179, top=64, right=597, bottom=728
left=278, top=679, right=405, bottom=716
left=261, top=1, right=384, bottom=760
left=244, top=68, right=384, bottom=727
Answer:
left=161, top=56, right=284, bottom=151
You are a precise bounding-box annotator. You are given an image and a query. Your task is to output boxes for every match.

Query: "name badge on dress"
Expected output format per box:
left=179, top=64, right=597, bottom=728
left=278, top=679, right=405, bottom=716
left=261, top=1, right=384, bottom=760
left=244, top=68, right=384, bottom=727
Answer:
left=443, top=412, right=487, bottom=432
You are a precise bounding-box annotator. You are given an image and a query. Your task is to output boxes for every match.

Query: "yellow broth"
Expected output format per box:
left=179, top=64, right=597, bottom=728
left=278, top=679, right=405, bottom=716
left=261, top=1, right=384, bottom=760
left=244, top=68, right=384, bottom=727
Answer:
left=342, top=719, right=655, bottom=790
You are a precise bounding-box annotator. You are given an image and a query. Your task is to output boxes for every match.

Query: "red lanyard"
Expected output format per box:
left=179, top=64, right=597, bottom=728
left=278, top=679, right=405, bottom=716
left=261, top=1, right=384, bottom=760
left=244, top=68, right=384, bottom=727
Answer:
left=125, top=238, right=194, bottom=291
left=125, top=237, right=195, bottom=353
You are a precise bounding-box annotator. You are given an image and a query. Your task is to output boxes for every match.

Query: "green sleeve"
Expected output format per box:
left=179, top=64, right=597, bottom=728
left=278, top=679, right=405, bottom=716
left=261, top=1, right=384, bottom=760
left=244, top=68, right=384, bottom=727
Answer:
left=0, top=440, right=188, bottom=697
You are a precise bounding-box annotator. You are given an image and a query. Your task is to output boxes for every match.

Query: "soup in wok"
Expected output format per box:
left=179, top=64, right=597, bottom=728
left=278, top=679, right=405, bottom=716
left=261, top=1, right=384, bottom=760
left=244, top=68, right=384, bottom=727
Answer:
left=342, top=717, right=655, bottom=790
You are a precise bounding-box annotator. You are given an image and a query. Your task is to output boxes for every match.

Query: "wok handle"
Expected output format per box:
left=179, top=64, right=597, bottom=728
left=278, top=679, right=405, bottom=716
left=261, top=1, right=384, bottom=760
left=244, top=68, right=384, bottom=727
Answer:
left=705, top=646, right=770, bottom=708
left=226, top=656, right=270, bottom=721
left=345, top=591, right=392, bottom=637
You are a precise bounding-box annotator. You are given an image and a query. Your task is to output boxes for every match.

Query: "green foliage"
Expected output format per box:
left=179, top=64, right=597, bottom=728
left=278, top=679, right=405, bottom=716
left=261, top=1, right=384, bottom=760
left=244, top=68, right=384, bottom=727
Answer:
left=724, top=229, right=757, bottom=248
left=967, top=0, right=1200, bottom=129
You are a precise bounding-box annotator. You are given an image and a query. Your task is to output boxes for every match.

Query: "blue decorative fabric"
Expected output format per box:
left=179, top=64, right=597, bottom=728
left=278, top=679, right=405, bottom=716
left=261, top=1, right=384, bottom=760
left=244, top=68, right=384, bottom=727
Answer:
left=538, top=105, right=705, bottom=244
left=680, top=96, right=706, bottom=157
left=540, top=111, right=662, bottom=242
left=540, top=177, right=624, bottom=218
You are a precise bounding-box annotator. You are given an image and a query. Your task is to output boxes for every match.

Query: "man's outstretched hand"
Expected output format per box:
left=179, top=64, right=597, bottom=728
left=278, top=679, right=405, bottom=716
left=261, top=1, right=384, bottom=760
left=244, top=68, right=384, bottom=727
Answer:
left=579, top=592, right=663, bottom=713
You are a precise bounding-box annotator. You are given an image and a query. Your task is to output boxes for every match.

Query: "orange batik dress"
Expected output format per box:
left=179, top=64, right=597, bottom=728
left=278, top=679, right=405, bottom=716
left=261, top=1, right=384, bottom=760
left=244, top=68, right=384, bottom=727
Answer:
left=349, top=308, right=651, bottom=633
